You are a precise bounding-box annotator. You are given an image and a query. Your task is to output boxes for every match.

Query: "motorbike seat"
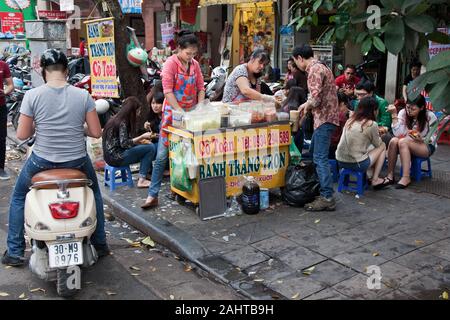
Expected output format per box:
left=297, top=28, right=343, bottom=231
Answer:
left=31, top=169, right=88, bottom=189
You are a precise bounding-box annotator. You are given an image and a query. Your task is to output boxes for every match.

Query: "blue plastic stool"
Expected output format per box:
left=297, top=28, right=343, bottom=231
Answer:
left=104, top=164, right=134, bottom=191
left=400, top=156, right=432, bottom=182
left=338, top=168, right=368, bottom=196
left=329, top=159, right=339, bottom=183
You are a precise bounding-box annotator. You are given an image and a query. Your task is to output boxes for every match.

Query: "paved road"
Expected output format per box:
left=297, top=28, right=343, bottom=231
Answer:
left=0, top=148, right=242, bottom=300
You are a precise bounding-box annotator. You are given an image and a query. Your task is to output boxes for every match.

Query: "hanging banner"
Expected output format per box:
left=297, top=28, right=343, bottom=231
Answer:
left=86, top=18, right=119, bottom=98
left=0, top=12, right=24, bottom=34
left=180, top=0, right=200, bottom=25
left=119, top=0, right=142, bottom=14
left=428, top=27, right=450, bottom=58
left=37, top=10, right=68, bottom=20
left=161, top=22, right=175, bottom=46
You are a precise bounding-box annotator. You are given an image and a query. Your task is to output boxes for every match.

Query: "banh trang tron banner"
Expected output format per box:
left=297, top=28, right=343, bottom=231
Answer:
left=199, top=0, right=274, bottom=5
left=86, top=18, right=119, bottom=98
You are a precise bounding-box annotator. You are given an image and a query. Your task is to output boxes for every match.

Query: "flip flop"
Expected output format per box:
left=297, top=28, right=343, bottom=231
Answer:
left=394, top=183, right=410, bottom=189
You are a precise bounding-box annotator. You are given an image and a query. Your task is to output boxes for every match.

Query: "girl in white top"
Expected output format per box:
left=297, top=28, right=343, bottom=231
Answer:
left=386, top=94, right=438, bottom=189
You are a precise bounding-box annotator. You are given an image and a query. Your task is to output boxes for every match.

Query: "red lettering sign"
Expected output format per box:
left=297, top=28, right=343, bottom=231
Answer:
left=0, top=12, right=24, bottom=34
left=37, top=10, right=67, bottom=20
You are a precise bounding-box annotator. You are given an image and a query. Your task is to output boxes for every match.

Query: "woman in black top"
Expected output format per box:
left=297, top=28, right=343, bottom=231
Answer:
left=102, top=97, right=156, bottom=188
left=402, top=61, right=421, bottom=102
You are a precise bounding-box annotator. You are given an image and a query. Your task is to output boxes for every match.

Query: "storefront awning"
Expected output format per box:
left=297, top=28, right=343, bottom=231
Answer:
left=199, top=0, right=275, bottom=7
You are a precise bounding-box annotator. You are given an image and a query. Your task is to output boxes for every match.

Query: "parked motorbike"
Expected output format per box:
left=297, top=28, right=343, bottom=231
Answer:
left=205, top=66, right=227, bottom=100
left=25, top=166, right=99, bottom=297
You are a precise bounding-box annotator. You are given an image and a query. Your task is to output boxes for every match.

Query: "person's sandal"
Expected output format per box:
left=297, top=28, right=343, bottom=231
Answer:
left=373, top=177, right=393, bottom=190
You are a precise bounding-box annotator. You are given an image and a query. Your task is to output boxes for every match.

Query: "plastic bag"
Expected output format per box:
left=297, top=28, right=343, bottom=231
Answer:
left=184, top=143, right=199, bottom=179
left=289, top=140, right=302, bottom=166
left=282, top=161, right=320, bottom=207
left=171, top=141, right=192, bottom=192
left=87, top=137, right=105, bottom=171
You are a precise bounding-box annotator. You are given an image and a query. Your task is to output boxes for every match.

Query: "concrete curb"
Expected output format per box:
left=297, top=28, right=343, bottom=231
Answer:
left=101, top=190, right=209, bottom=263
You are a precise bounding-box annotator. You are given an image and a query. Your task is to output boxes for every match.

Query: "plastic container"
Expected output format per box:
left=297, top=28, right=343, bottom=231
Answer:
left=260, top=188, right=269, bottom=210
left=184, top=111, right=221, bottom=132
left=277, top=112, right=290, bottom=121
left=229, top=110, right=252, bottom=127
left=172, top=109, right=184, bottom=128
left=264, top=104, right=277, bottom=123
left=241, top=176, right=260, bottom=215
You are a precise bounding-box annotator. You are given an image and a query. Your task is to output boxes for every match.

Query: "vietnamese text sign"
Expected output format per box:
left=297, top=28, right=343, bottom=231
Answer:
left=86, top=18, right=119, bottom=98
left=0, top=12, right=24, bottom=34
left=161, top=22, right=175, bottom=46
left=429, top=27, right=450, bottom=58
left=119, top=0, right=142, bottom=14
left=37, top=10, right=68, bottom=20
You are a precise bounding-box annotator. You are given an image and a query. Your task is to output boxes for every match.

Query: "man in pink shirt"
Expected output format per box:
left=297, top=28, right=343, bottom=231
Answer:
left=294, top=44, right=340, bottom=211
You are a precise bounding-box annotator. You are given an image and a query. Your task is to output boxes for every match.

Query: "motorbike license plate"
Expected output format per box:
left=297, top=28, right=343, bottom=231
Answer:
left=48, top=242, right=83, bottom=268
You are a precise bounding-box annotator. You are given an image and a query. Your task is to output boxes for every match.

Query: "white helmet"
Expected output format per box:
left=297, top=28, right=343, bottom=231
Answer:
left=95, top=99, right=110, bottom=115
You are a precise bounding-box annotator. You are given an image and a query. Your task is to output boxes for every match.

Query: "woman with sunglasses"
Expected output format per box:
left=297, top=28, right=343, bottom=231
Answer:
left=385, top=95, right=438, bottom=189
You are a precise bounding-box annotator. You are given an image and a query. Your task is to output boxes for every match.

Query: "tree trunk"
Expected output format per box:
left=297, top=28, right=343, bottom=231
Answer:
left=91, top=0, right=148, bottom=125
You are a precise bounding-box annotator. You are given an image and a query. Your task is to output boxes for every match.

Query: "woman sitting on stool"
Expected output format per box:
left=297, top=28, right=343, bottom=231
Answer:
left=336, top=97, right=387, bottom=190
left=103, top=97, right=156, bottom=188
left=385, top=94, right=438, bottom=189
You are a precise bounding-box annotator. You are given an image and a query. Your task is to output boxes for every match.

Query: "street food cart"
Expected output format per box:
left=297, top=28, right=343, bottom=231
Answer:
left=166, top=119, right=291, bottom=205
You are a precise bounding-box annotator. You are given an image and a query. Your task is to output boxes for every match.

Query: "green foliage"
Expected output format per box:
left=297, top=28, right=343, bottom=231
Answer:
left=288, top=0, right=450, bottom=111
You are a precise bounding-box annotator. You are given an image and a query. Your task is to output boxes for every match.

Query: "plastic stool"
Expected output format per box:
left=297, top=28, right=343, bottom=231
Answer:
left=104, top=164, right=134, bottom=191
left=338, top=168, right=368, bottom=196
left=329, top=159, right=339, bottom=183
left=400, top=156, right=432, bottom=182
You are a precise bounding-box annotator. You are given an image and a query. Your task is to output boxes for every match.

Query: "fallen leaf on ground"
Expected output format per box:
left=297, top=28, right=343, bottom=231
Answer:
left=150, top=267, right=157, bottom=272
left=372, top=252, right=380, bottom=257
left=168, top=264, right=173, bottom=267
left=0, top=292, right=9, bottom=297
left=141, top=236, right=155, bottom=247
left=291, top=292, right=301, bottom=300
left=302, top=266, right=316, bottom=275
left=147, top=257, right=154, bottom=262
left=248, top=271, right=257, bottom=276
left=29, top=288, right=45, bottom=294
left=414, top=240, right=424, bottom=246
left=314, top=219, right=320, bottom=224
left=121, top=238, right=141, bottom=247
left=130, top=266, right=141, bottom=271
left=184, top=265, right=193, bottom=272
left=442, top=291, right=448, bottom=300
left=253, top=278, right=265, bottom=282
left=358, top=202, right=365, bottom=205
left=19, top=293, right=25, bottom=299
left=131, top=273, right=140, bottom=276
left=106, top=291, right=117, bottom=296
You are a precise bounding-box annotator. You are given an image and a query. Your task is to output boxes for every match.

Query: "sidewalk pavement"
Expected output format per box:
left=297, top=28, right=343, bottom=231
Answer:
left=6, top=129, right=450, bottom=300
left=100, top=145, right=450, bottom=300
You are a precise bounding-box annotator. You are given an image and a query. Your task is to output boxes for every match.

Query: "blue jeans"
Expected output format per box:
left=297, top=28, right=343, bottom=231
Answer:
left=7, top=153, right=106, bottom=258
left=148, top=138, right=169, bottom=198
left=310, top=123, right=337, bottom=199
left=118, top=144, right=156, bottom=178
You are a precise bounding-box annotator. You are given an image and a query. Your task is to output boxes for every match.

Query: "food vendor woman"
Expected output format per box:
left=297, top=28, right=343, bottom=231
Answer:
left=222, top=49, right=277, bottom=104
left=141, top=30, right=205, bottom=209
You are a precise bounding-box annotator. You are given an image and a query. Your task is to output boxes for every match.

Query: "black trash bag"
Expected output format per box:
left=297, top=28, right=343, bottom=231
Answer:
left=282, top=160, right=320, bottom=207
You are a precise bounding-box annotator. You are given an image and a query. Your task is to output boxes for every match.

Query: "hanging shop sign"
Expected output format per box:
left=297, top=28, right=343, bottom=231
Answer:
left=0, top=12, right=24, bottom=34
left=428, top=27, right=450, bottom=58
left=5, top=0, right=30, bottom=10
left=119, top=0, right=142, bottom=14
left=199, top=0, right=274, bottom=6
left=37, top=10, right=68, bottom=20
left=161, top=22, right=175, bottom=46
left=60, top=0, right=75, bottom=12
left=86, top=18, right=119, bottom=98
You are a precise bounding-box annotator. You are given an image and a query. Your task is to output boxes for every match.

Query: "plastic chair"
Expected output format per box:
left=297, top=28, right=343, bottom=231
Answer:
left=338, top=168, right=368, bottom=196
left=329, top=159, right=339, bottom=183
left=400, top=156, right=432, bottom=182
left=104, top=164, right=134, bottom=191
